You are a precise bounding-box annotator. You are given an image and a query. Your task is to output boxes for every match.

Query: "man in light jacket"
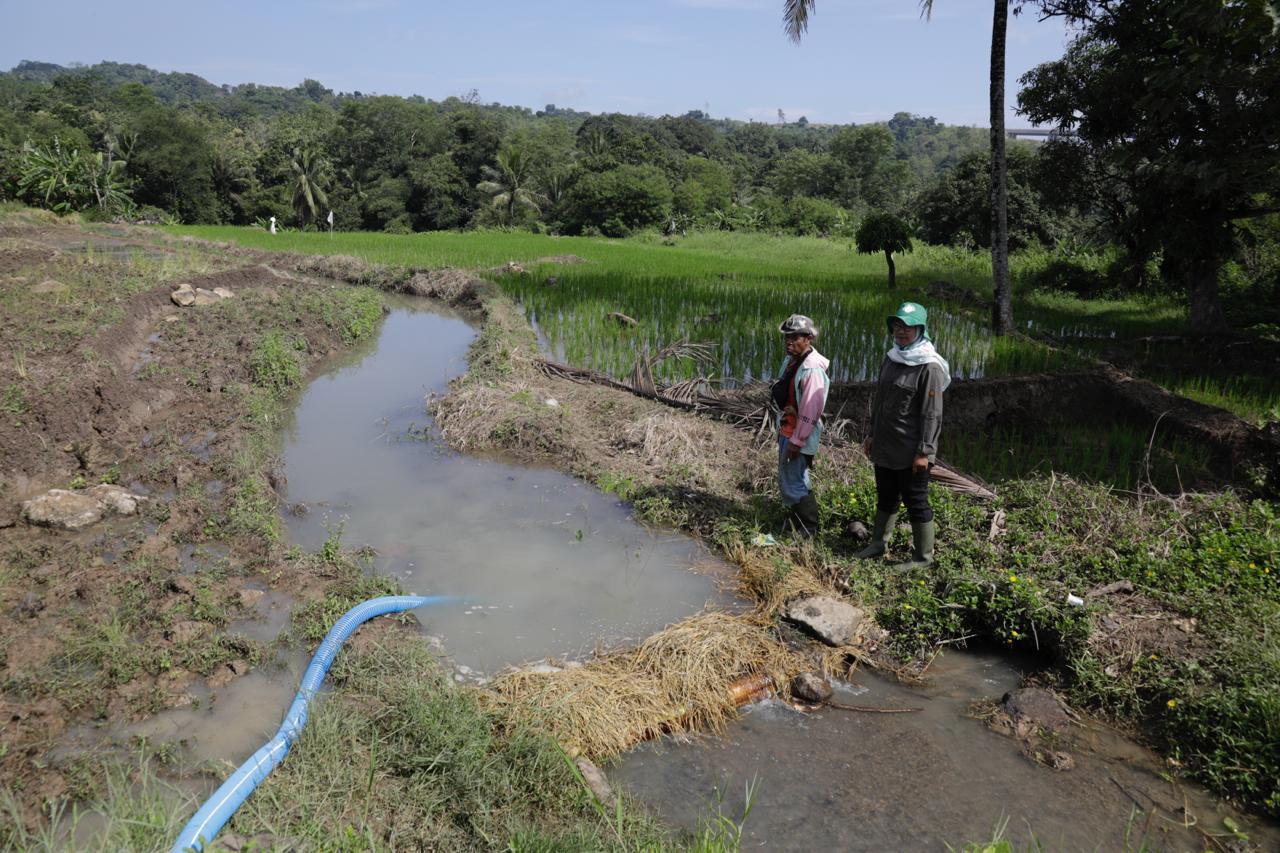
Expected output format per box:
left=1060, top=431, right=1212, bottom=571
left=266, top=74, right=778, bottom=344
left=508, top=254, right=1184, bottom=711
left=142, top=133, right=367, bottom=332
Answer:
left=772, top=314, right=830, bottom=536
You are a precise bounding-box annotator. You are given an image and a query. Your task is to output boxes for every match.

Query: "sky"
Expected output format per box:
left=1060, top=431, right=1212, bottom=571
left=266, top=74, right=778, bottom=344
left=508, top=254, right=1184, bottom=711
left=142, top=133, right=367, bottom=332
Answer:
left=0, top=0, right=1074, bottom=127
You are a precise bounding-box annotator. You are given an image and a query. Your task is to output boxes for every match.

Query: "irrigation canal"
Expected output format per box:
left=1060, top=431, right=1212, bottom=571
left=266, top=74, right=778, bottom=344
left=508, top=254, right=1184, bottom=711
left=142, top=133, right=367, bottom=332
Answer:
left=131, top=297, right=1275, bottom=850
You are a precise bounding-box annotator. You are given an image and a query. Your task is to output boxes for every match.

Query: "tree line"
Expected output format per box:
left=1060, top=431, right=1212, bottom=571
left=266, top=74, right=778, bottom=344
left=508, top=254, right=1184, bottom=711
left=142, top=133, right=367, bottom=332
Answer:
left=2, top=0, right=1279, bottom=339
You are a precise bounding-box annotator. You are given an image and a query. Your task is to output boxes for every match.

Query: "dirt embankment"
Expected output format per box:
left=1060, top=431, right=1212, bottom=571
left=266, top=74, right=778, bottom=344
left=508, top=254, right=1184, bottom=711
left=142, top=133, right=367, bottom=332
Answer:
left=0, top=218, right=398, bottom=824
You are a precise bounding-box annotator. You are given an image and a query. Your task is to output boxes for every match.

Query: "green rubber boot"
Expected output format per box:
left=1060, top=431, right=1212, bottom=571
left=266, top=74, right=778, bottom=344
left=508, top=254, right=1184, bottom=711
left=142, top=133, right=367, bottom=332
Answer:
left=853, top=510, right=897, bottom=558
left=789, top=494, right=820, bottom=538
left=891, top=520, right=935, bottom=571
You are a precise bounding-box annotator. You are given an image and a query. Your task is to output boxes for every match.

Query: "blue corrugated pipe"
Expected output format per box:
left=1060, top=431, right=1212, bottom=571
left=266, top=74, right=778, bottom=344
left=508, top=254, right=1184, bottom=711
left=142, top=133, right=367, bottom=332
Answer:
left=172, top=594, right=454, bottom=853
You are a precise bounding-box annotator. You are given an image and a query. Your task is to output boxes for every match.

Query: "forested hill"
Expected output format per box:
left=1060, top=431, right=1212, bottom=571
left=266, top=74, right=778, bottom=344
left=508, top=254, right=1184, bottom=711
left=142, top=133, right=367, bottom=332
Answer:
left=1, top=59, right=997, bottom=234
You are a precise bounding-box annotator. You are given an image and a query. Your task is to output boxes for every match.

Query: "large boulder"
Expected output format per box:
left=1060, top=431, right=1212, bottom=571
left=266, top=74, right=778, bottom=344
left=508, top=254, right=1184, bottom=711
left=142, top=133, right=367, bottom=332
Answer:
left=171, top=283, right=196, bottom=306
left=21, top=485, right=147, bottom=531
left=783, top=595, right=866, bottom=646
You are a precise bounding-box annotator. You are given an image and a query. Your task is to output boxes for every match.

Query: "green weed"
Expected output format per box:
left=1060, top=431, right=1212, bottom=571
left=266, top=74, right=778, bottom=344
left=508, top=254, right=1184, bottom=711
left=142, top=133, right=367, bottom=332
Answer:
left=248, top=330, right=303, bottom=396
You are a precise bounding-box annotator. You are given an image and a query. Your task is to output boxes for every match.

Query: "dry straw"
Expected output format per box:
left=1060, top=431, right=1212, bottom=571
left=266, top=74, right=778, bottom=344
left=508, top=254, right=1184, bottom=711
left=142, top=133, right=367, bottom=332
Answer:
left=482, top=612, right=810, bottom=759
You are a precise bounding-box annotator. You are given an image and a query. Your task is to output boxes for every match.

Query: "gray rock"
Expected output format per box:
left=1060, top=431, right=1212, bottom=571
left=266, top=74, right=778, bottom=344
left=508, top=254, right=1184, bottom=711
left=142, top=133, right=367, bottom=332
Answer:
left=846, top=520, right=870, bottom=540
left=192, top=288, right=221, bottom=306
left=1002, top=688, right=1071, bottom=735
left=171, top=284, right=196, bottom=307
left=238, top=588, right=266, bottom=608
left=212, top=287, right=235, bottom=299
left=790, top=672, right=833, bottom=703
left=86, top=484, right=143, bottom=516
left=783, top=595, right=866, bottom=646
left=21, top=490, right=104, bottom=530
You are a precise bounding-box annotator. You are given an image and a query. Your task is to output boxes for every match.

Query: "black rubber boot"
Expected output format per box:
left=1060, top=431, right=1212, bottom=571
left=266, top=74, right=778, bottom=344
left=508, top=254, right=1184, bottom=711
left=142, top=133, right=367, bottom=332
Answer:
left=790, top=494, right=820, bottom=538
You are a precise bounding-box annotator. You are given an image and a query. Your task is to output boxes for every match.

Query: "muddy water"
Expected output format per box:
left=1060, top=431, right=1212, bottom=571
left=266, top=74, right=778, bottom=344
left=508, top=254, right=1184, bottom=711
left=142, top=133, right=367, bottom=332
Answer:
left=281, top=297, right=736, bottom=674
left=612, top=651, right=1277, bottom=851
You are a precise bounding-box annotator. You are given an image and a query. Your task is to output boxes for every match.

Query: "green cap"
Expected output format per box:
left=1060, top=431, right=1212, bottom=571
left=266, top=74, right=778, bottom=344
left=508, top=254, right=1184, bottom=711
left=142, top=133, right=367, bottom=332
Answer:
left=887, top=302, right=928, bottom=337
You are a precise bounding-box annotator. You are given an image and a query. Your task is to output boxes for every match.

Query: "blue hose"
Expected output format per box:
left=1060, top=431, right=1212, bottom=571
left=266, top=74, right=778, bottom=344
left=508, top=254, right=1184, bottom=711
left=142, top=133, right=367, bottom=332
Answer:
left=171, top=594, right=453, bottom=853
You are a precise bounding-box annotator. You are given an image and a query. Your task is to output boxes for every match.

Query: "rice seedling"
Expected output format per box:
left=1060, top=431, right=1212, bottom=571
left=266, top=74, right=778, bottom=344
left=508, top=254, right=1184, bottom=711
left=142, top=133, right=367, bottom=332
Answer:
left=941, top=421, right=1214, bottom=493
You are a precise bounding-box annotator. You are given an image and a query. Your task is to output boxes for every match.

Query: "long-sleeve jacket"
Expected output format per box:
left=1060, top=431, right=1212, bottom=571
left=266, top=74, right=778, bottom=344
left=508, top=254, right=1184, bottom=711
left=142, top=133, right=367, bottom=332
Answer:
left=868, top=356, right=946, bottom=469
left=776, top=348, right=830, bottom=455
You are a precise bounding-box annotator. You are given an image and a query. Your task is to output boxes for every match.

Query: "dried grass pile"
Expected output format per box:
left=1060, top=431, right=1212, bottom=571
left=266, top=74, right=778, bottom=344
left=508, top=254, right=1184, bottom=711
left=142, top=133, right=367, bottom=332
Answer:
left=403, top=268, right=493, bottom=306
left=481, top=612, right=808, bottom=759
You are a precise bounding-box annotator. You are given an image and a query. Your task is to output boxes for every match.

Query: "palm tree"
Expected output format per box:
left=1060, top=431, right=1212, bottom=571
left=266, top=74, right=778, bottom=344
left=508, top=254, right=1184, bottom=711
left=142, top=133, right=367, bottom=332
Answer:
left=784, top=0, right=1014, bottom=334
left=477, top=147, right=545, bottom=224
left=290, top=146, right=330, bottom=227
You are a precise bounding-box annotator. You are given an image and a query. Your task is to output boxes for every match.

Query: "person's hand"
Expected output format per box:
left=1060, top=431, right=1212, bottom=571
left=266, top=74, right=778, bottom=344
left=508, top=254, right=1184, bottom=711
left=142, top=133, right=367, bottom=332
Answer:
left=861, top=438, right=873, bottom=457
left=912, top=454, right=929, bottom=473
left=785, top=443, right=802, bottom=462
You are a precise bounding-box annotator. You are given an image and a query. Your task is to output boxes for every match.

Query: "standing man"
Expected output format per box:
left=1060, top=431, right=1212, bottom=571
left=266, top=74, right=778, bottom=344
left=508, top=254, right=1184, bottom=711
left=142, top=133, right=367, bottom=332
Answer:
left=773, top=314, right=830, bottom=536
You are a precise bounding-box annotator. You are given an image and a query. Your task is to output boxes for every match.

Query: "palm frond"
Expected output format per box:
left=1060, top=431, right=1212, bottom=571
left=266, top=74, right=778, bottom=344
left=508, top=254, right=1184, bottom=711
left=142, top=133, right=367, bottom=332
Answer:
left=783, top=0, right=818, bottom=43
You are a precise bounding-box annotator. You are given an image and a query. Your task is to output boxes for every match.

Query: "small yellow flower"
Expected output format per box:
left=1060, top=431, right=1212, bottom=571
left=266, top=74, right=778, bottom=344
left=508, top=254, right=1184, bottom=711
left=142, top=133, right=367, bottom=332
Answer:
left=1249, top=562, right=1256, bottom=569
left=1009, top=574, right=1018, bottom=583
left=1149, top=654, right=1158, bottom=660
left=1146, top=570, right=1154, bottom=577
left=1167, top=699, right=1178, bottom=709
left=903, top=604, right=913, bottom=610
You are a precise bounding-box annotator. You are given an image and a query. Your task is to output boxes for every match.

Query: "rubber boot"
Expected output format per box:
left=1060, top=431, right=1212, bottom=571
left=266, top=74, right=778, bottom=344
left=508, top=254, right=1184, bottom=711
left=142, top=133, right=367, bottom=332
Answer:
left=790, top=494, right=820, bottom=538
left=891, top=520, right=935, bottom=571
left=853, top=510, right=896, bottom=558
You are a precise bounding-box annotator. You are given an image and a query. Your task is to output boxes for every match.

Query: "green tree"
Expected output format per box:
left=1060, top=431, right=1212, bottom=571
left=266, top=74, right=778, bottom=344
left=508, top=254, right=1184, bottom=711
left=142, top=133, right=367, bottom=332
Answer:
left=855, top=212, right=914, bottom=288
left=784, top=0, right=1014, bottom=334
left=17, top=137, right=133, bottom=213
left=476, top=146, right=545, bottom=224
left=289, top=145, right=331, bottom=226
left=1020, top=0, right=1280, bottom=334
left=563, top=164, right=673, bottom=236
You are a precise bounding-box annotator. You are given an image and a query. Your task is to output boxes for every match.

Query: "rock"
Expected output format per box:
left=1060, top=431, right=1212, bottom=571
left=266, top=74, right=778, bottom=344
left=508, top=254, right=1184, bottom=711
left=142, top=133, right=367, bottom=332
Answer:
left=504, top=261, right=524, bottom=274
left=228, top=658, right=250, bottom=676
left=1002, top=688, right=1071, bottom=736
left=167, top=692, right=197, bottom=710
left=574, top=756, right=615, bottom=805
left=783, top=596, right=866, bottom=647
left=206, top=663, right=243, bottom=689
left=163, top=314, right=180, bottom=323
left=21, top=490, right=104, bottom=530
left=846, top=520, right=870, bottom=540
left=169, top=620, right=212, bottom=644
left=237, top=588, right=266, bottom=608
left=790, top=672, right=834, bottom=704
left=193, top=288, right=221, bottom=306
left=212, top=287, right=235, bottom=299
left=171, top=284, right=196, bottom=306
left=86, top=484, right=143, bottom=515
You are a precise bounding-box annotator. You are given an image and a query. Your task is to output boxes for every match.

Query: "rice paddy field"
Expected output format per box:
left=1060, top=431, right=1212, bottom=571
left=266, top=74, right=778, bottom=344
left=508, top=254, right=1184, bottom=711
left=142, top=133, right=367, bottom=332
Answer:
left=167, top=228, right=1183, bottom=384
left=169, top=226, right=1277, bottom=488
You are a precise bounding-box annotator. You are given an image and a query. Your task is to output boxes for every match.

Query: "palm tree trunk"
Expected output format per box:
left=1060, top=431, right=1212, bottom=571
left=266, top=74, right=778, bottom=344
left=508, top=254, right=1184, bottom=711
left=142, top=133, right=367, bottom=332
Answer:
left=1186, top=256, right=1228, bottom=336
left=885, top=249, right=896, bottom=289
left=989, top=0, right=1013, bottom=335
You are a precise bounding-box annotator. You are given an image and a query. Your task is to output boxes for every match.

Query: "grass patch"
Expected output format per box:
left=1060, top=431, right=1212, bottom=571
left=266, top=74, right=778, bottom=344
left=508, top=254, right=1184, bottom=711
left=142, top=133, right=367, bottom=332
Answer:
left=817, top=470, right=1280, bottom=816
left=222, top=634, right=673, bottom=851
left=248, top=330, right=303, bottom=396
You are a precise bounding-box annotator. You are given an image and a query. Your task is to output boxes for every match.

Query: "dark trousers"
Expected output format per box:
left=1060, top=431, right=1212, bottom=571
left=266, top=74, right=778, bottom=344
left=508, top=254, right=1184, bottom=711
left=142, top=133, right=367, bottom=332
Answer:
left=874, top=464, right=933, bottom=523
